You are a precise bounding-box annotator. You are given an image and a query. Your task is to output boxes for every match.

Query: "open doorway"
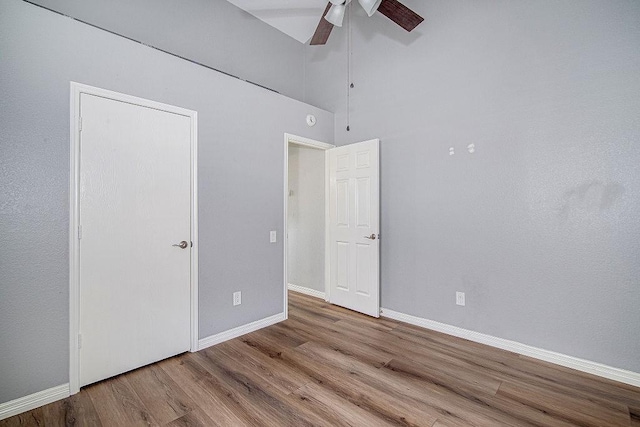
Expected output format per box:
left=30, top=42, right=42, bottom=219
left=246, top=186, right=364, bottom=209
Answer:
left=284, top=134, right=333, bottom=315
left=284, top=134, right=381, bottom=318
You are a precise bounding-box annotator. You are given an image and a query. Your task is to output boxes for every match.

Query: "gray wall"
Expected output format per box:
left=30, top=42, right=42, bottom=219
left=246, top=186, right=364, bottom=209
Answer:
left=28, top=0, right=306, bottom=100
left=0, top=0, right=332, bottom=404
left=288, top=144, right=326, bottom=292
left=304, top=0, right=640, bottom=372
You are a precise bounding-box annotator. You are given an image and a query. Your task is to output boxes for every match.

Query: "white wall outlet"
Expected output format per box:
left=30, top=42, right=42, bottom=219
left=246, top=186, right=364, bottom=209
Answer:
left=270, top=230, right=277, bottom=243
left=233, top=291, right=242, bottom=306
left=456, top=291, right=465, bottom=306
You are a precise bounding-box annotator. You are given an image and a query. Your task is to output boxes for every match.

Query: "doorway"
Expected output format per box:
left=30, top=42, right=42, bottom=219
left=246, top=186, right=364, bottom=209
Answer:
left=284, top=134, right=380, bottom=318
left=284, top=134, right=333, bottom=313
left=69, top=83, right=198, bottom=394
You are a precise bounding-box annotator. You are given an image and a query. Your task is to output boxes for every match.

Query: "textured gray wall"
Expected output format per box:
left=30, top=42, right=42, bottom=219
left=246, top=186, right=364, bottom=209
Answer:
left=304, top=0, right=640, bottom=372
left=28, top=0, right=306, bottom=100
left=288, top=145, right=326, bottom=292
left=0, top=0, right=332, bottom=404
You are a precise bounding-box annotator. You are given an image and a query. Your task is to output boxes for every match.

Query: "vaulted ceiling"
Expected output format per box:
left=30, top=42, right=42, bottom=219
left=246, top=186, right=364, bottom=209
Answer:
left=225, top=0, right=328, bottom=44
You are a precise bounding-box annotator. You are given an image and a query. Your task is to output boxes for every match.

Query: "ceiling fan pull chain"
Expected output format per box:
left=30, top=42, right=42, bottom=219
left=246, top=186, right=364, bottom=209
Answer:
left=346, top=1, right=352, bottom=132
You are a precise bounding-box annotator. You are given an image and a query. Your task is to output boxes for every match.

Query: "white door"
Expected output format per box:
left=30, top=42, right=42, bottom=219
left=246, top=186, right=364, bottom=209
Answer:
left=327, top=139, right=380, bottom=317
left=79, top=93, right=192, bottom=387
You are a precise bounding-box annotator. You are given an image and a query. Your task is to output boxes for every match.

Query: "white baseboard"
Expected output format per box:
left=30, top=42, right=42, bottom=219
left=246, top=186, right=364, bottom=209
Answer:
left=0, top=383, right=70, bottom=421
left=197, top=312, right=285, bottom=351
left=380, top=308, right=640, bottom=388
left=288, top=283, right=326, bottom=300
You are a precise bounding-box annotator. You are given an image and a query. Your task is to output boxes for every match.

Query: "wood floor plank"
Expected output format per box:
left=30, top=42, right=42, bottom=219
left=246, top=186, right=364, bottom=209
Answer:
left=334, top=318, right=506, bottom=395
left=256, top=321, right=309, bottom=348
left=284, top=345, right=441, bottom=426
left=158, top=353, right=253, bottom=427
left=389, top=323, right=632, bottom=408
left=504, top=373, right=631, bottom=416
left=391, top=323, right=522, bottom=365
left=125, top=363, right=195, bottom=425
left=288, top=304, right=342, bottom=325
left=404, top=330, right=639, bottom=419
left=381, top=358, right=581, bottom=427
left=193, top=347, right=327, bottom=427
left=234, top=328, right=438, bottom=426
left=294, top=340, right=528, bottom=426
left=41, top=391, right=102, bottom=427
left=431, top=419, right=474, bottom=427
left=273, top=316, right=395, bottom=368
left=290, top=295, right=403, bottom=330
left=0, top=407, right=45, bottom=427
left=383, top=357, right=502, bottom=397
left=218, top=339, right=312, bottom=395
left=515, top=355, right=640, bottom=407
left=497, top=380, right=631, bottom=426
left=290, top=291, right=400, bottom=329
left=291, top=381, right=399, bottom=427
left=631, top=405, right=640, bottom=427
left=85, top=375, right=158, bottom=426
left=164, top=407, right=219, bottom=427
left=4, top=291, right=640, bottom=427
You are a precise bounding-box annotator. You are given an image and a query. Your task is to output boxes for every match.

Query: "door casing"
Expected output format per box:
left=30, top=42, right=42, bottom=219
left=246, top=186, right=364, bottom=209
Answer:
left=69, top=82, right=199, bottom=394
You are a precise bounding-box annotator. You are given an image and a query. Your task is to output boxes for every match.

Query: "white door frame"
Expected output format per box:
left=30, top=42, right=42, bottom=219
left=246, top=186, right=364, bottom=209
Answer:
left=283, top=133, right=334, bottom=318
left=69, top=82, right=199, bottom=394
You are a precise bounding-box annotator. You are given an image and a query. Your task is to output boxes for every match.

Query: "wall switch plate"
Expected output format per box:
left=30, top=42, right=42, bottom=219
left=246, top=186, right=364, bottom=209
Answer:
left=270, top=230, right=277, bottom=243
left=456, top=292, right=465, bottom=306
left=233, top=291, right=241, bottom=306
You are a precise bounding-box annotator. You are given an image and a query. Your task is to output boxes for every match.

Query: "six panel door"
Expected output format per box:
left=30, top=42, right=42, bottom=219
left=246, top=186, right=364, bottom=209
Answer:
left=327, top=139, right=380, bottom=317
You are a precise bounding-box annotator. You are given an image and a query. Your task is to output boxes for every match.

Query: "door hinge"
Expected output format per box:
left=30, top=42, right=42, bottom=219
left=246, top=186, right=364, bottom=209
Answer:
left=78, top=333, right=82, bottom=349
left=79, top=117, right=83, bottom=132
left=78, top=225, right=82, bottom=239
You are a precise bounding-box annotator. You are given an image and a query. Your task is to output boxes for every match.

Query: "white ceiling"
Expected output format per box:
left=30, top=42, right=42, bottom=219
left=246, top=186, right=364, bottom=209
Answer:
left=226, top=0, right=328, bottom=44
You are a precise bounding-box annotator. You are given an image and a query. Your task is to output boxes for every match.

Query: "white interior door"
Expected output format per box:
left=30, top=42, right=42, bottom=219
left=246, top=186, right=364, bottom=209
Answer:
left=327, top=139, right=379, bottom=317
left=79, top=93, right=192, bottom=387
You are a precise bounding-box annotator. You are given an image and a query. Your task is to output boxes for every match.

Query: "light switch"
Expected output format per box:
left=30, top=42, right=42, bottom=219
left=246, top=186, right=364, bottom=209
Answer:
left=270, top=230, right=277, bottom=243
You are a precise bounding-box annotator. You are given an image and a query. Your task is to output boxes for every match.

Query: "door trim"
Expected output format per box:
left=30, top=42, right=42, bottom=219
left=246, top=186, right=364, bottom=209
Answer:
left=69, top=82, right=199, bottom=394
left=283, top=134, right=334, bottom=319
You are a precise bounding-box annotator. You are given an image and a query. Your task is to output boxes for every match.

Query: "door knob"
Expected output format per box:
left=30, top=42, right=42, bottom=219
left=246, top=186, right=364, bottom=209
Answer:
left=364, top=234, right=377, bottom=240
left=172, top=241, right=188, bottom=249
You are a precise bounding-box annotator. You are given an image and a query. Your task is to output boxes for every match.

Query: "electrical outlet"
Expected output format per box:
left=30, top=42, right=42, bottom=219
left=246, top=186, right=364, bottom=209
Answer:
left=233, top=291, right=241, bottom=306
left=456, top=292, right=465, bottom=306
left=270, top=230, right=277, bottom=243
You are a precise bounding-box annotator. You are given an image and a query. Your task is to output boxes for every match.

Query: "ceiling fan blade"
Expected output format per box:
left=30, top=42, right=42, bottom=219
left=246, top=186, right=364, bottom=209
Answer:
left=310, top=3, right=334, bottom=45
left=377, top=0, right=424, bottom=32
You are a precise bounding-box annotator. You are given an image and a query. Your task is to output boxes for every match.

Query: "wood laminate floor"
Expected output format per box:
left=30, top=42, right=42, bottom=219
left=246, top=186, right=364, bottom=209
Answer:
left=3, top=291, right=639, bottom=426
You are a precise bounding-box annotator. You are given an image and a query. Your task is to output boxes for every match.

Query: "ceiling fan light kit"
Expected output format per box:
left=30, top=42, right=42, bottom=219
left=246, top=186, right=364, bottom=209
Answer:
left=311, top=0, right=424, bottom=45
left=358, top=0, right=383, bottom=16
left=325, top=3, right=347, bottom=27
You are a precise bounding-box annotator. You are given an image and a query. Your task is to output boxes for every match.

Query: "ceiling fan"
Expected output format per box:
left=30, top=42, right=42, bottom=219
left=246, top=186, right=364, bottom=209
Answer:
left=310, top=0, right=424, bottom=45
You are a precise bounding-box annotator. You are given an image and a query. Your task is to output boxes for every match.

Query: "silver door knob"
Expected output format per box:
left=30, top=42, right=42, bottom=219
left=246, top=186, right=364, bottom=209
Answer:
left=172, top=241, right=188, bottom=249
left=364, top=234, right=377, bottom=240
